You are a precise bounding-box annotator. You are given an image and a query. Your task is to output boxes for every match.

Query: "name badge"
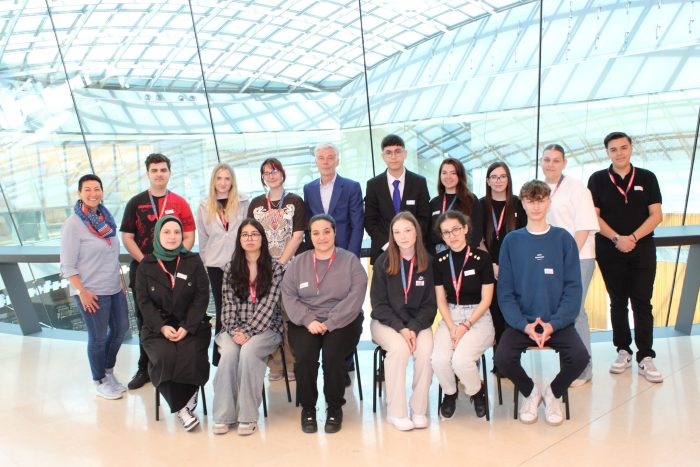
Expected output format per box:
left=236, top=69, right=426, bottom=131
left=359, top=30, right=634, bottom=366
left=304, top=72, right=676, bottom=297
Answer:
left=634, top=186, right=644, bottom=191
left=544, top=268, right=554, bottom=275
left=464, top=269, right=475, bottom=276
left=406, top=199, right=416, bottom=205
left=432, top=210, right=441, bottom=216
left=176, top=272, right=187, bottom=280
left=300, top=282, right=309, bottom=289
left=165, top=209, right=175, bottom=214
left=416, top=280, right=425, bottom=286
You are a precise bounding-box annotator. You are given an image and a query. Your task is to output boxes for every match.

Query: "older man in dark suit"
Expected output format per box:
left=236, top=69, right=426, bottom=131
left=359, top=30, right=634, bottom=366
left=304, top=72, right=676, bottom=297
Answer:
left=364, top=134, right=431, bottom=265
left=303, top=143, right=364, bottom=257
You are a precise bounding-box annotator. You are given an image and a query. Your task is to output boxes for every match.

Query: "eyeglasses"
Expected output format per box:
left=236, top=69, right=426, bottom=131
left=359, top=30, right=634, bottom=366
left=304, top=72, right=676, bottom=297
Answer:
left=240, top=232, right=262, bottom=240
left=440, top=225, right=464, bottom=239
left=488, top=174, right=508, bottom=182
left=262, top=169, right=280, bottom=177
left=382, top=148, right=405, bottom=158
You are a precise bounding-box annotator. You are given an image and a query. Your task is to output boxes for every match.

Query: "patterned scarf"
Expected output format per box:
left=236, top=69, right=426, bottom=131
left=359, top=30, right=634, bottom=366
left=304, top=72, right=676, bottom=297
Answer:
left=74, top=200, right=117, bottom=244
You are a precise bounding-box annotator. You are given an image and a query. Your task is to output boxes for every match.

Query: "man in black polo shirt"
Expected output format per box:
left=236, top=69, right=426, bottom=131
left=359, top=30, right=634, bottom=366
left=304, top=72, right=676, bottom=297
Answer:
left=587, top=132, right=663, bottom=383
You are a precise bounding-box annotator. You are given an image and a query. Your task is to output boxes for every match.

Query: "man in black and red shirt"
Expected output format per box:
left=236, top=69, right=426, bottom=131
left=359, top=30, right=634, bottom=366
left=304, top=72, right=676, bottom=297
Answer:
left=587, top=132, right=663, bottom=384
left=120, top=153, right=196, bottom=390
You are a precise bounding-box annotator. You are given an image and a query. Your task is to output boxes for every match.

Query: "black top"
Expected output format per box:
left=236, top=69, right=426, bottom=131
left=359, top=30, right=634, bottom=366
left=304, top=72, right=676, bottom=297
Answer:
left=429, top=192, right=483, bottom=252
left=434, top=246, right=494, bottom=305
left=370, top=252, right=437, bottom=333
left=479, top=196, right=527, bottom=264
left=587, top=164, right=662, bottom=244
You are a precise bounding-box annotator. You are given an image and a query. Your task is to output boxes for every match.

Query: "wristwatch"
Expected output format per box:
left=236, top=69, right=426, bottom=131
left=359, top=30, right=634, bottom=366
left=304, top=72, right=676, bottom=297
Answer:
left=612, top=235, right=619, bottom=245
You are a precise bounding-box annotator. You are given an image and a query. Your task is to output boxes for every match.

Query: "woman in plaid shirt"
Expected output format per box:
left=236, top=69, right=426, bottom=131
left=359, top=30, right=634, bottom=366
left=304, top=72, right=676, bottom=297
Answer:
left=211, top=218, right=284, bottom=436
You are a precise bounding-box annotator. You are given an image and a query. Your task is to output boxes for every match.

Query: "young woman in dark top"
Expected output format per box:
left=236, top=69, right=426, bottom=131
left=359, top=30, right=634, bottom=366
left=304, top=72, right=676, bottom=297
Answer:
left=370, top=212, right=436, bottom=431
left=135, top=215, right=211, bottom=432
left=431, top=210, right=494, bottom=420
left=430, top=158, right=483, bottom=253
left=479, top=162, right=526, bottom=345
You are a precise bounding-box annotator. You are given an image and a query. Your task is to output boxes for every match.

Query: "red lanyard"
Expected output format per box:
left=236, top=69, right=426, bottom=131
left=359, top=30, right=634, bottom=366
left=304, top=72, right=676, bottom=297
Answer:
left=441, top=195, right=457, bottom=213
left=400, top=256, right=415, bottom=304
left=449, top=246, right=471, bottom=305
left=491, top=207, right=506, bottom=240
left=550, top=175, right=565, bottom=198
left=266, top=191, right=287, bottom=229
left=157, top=256, right=181, bottom=289
left=608, top=167, right=636, bottom=204
left=312, top=249, right=336, bottom=295
left=148, top=190, right=169, bottom=219
left=218, top=210, right=229, bottom=231
left=249, top=280, right=257, bottom=304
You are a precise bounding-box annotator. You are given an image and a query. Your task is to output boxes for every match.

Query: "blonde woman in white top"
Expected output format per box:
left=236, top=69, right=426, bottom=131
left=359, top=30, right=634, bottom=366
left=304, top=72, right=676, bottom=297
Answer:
left=541, top=144, right=600, bottom=386
left=197, top=163, right=250, bottom=365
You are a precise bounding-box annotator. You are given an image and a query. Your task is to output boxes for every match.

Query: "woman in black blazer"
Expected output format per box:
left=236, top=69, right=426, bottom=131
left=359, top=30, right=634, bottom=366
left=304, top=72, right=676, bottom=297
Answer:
left=136, top=215, right=211, bottom=432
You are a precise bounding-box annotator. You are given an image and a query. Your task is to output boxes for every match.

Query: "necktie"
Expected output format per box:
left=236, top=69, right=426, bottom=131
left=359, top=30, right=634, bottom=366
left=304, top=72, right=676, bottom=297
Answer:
left=392, top=179, right=401, bottom=214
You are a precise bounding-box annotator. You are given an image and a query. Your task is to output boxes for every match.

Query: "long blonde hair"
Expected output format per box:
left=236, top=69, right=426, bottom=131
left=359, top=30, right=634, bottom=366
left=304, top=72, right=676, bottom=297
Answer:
left=206, top=163, right=239, bottom=222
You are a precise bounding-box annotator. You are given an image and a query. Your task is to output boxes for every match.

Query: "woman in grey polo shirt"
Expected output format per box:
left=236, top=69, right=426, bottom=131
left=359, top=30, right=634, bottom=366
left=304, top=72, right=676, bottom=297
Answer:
left=60, top=174, right=129, bottom=400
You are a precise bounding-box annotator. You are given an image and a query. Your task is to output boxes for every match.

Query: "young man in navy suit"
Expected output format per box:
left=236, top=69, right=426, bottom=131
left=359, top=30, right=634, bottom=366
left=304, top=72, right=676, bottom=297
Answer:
left=303, top=142, right=365, bottom=379
left=364, top=134, right=431, bottom=265
left=303, top=143, right=364, bottom=257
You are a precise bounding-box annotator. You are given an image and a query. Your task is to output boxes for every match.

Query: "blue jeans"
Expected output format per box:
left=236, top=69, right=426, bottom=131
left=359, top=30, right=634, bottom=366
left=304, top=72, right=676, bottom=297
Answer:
left=75, top=291, right=129, bottom=381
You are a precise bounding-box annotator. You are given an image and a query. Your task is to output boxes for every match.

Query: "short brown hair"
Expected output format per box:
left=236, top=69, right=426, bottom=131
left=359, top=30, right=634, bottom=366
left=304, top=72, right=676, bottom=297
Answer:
left=520, top=180, right=551, bottom=201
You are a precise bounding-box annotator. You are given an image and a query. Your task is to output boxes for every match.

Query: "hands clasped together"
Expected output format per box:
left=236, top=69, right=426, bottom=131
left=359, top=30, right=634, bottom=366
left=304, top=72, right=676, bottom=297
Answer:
left=160, top=325, right=189, bottom=342
left=523, top=317, right=554, bottom=349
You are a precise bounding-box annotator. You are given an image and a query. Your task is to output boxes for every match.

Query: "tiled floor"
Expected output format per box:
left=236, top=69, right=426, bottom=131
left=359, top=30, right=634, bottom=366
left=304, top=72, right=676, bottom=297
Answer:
left=1, top=331, right=698, bottom=467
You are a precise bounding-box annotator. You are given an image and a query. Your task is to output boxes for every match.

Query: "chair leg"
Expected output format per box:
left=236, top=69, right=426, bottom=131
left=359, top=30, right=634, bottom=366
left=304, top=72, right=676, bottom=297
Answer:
left=281, top=343, right=292, bottom=403
left=200, top=385, right=208, bottom=416
left=372, top=347, right=379, bottom=413
left=497, top=372, right=503, bottom=405
left=481, top=354, right=490, bottom=421
left=513, top=385, right=519, bottom=420
left=155, top=387, right=160, bottom=421
left=437, top=385, right=443, bottom=411
left=262, top=387, right=268, bottom=418
left=354, top=349, right=363, bottom=401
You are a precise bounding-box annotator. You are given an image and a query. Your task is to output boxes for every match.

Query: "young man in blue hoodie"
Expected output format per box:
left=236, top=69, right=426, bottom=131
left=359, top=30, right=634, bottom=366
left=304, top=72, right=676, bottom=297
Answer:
left=494, top=180, right=588, bottom=426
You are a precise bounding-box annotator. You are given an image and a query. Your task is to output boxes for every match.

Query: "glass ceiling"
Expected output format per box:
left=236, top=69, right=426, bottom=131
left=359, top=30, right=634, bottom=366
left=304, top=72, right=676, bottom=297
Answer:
left=0, top=0, right=535, bottom=94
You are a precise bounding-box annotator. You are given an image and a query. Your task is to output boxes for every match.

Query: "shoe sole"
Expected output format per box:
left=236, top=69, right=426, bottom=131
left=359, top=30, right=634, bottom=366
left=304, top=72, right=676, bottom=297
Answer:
left=519, top=416, right=538, bottom=424
left=439, top=413, right=455, bottom=421
left=639, top=371, right=663, bottom=383
left=212, top=425, right=230, bottom=435
left=96, top=392, right=122, bottom=400
left=302, top=425, right=318, bottom=433
left=324, top=425, right=342, bottom=434
left=183, top=419, right=200, bottom=432
left=545, top=417, right=563, bottom=426
left=609, top=363, right=632, bottom=374
left=238, top=426, right=257, bottom=436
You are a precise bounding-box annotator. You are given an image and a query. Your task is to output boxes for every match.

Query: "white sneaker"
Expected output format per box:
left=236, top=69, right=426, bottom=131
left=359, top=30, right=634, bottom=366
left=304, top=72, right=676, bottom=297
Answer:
left=411, top=413, right=429, bottom=429
left=543, top=385, right=564, bottom=426
left=387, top=415, right=415, bottom=431
left=610, top=350, right=632, bottom=374
left=95, top=379, right=123, bottom=400
left=212, top=423, right=230, bottom=435
left=569, top=378, right=590, bottom=388
left=177, top=407, right=200, bottom=431
left=638, top=357, right=663, bottom=383
left=186, top=390, right=198, bottom=412
left=518, top=386, right=541, bottom=424
left=104, top=369, right=126, bottom=393
left=237, top=422, right=258, bottom=436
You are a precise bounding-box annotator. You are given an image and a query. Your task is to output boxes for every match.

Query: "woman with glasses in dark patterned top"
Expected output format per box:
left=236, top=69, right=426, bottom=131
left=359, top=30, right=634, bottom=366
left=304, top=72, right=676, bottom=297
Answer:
left=479, top=162, right=526, bottom=346
left=212, top=218, right=284, bottom=436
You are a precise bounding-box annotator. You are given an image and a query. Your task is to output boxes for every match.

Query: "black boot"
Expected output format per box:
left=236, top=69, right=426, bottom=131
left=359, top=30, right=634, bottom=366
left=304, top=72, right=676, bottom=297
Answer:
left=470, top=382, right=487, bottom=418
left=325, top=407, right=343, bottom=433
left=127, top=368, right=150, bottom=390
left=440, top=391, right=458, bottom=420
left=301, top=407, right=318, bottom=433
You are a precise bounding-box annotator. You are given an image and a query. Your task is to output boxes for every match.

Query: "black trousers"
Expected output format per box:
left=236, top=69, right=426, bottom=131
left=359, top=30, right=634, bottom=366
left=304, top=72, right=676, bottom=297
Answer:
left=129, top=260, right=149, bottom=371
left=596, top=240, right=656, bottom=362
left=494, top=325, right=589, bottom=399
left=490, top=279, right=506, bottom=345
left=158, top=382, right=198, bottom=413
left=206, top=266, right=225, bottom=366
left=288, top=314, right=363, bottom=410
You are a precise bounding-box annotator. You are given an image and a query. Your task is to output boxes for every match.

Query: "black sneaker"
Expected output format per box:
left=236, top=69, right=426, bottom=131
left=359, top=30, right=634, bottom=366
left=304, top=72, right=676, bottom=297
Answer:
left=440, top=392, right=458, bottom=420
left=325, top=407, right=343, bottom=433
left=470, top=383, right=487, bottom=418
left=301, top=407, right=317, bottom=433
left=127, top=368, right=150, bottom=390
